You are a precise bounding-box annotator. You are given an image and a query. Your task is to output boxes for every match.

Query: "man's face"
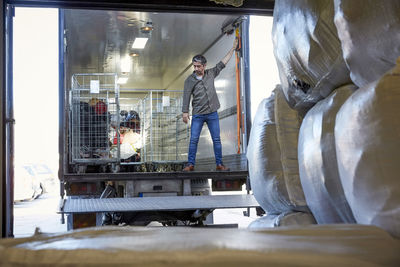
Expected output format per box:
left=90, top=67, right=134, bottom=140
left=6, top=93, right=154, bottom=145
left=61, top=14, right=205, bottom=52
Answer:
left=193, top=62, right=206, bottom=76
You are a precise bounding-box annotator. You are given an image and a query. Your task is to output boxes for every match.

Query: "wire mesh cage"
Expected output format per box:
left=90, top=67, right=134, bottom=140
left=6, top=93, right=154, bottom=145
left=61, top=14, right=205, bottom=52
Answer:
left=141, top=90, right=189, bottom=162
left=69, top=75, right=189, bottom=168
left=69, top=73, right=120, bottom=164
left=117, top=96, right=143, bottom=163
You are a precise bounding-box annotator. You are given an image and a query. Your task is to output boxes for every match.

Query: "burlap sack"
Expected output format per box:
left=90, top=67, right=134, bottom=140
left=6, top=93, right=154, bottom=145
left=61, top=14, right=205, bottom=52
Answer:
left=1, top=226, right=400, bottom=266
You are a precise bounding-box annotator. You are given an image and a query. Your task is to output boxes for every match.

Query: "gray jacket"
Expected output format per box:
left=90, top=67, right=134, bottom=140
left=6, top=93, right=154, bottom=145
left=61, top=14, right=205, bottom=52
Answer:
left=182, top=61, right=225, bottom=115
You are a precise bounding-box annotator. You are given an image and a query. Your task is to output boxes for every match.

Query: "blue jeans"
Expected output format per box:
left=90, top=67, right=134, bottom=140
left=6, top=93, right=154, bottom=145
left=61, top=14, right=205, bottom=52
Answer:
left=188, top=111, right=223, bottom=166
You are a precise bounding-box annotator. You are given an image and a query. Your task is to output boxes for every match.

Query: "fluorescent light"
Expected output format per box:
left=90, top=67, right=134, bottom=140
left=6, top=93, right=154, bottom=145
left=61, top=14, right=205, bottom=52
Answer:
left=121, top=56, right=131, bottom=73
left=132, top=37, right=148, bottom=49
left=215, top=79, right=227, bottom=88
left=117, top=77, right=128, bottom=84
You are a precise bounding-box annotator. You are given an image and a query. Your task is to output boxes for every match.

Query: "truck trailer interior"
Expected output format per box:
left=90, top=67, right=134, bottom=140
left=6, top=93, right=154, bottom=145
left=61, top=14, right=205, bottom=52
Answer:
left=60, top=8, right=258, bottom=228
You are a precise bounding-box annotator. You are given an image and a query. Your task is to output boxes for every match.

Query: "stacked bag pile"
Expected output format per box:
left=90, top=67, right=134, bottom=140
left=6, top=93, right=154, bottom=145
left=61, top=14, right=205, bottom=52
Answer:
left=247, top=86, right=316, bottom=228
left=298, top=84, right=357, bottom=224
left=271, top=0, right=351, bottom=114
left=248, top=0, right=400, bottom=238
left=331, top=0, right=400, bottom=238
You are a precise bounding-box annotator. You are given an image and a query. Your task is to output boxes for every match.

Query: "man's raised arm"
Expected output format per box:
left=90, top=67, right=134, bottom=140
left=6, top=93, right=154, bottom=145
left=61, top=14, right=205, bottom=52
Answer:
left=221, top=38, right=238, bottom=65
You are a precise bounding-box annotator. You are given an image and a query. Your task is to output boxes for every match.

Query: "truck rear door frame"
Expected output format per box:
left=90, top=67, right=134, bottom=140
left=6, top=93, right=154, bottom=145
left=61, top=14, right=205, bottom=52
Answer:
left=2, top=0, right=274, bottom=236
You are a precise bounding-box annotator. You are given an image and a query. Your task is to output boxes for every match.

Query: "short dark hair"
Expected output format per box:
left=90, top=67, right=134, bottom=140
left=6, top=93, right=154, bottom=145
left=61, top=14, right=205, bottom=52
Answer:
left=192, top=55, right=207, bottom=65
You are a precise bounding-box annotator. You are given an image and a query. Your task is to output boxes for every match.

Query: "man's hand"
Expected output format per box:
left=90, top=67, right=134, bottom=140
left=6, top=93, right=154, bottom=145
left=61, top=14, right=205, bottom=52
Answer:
left=233, top=38, right=238, bottom=51
left=182, top=112, right=190, bottom=124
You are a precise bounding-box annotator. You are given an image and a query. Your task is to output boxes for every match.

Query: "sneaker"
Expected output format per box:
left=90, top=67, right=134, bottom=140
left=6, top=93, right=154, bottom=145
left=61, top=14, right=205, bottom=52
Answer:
left=183, top=165, right=195, bottom=172
left=216, top=164, right=230, bottom=171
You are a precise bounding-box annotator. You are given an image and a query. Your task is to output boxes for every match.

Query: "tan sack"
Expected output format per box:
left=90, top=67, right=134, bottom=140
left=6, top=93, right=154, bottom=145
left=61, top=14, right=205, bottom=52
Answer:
left=272, top=0, right=351, bottom=113
left=248, top=212, right=316, bottom=229
left=1, top=225, right=399, bottom=266
left=335, top=57, right=400, bottom=238
left=334, top=0, right=400, bottom=88
left=298, top=84, right=357, bottom=224
left=247, top=86, right=309, bottom=214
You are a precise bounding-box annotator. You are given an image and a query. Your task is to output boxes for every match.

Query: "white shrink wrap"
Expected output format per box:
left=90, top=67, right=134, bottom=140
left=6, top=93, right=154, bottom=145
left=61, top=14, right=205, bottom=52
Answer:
left=247, top=86, right=309, bottom=214
left=248, top=212, right=316, bottom=229
left=272, top=0, right=351, bottom=113
left=299, top=84, right=357, bottom=224
left=335, top=58, right=400, bottom=238
left=247, top=91, right=285, bottom=214
left=334, top=0, right=400, bottom=88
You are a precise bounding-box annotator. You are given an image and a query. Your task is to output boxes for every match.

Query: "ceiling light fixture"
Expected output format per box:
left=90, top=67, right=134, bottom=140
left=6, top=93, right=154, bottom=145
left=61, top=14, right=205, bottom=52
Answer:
left=129, top=52, right=139, bottom=57
left=117, top=77, right=128, bottom=84
left=132, top=37, right=148, bottom=49
left=141, top=21, right=154, bottom=33
left=120, top=56, right=132, bottom=73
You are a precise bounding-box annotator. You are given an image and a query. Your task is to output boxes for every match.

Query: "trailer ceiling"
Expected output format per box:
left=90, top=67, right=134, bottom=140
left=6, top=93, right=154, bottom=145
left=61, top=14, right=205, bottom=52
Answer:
left=8, top=1, right=274, bottom=90
left=65, top=10, right=240, bottom=90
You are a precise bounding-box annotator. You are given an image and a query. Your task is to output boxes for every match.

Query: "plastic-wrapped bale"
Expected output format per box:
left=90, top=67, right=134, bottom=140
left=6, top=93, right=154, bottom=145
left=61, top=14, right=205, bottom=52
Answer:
left=272, top=0, right=351, bottom=113
left=247, top=91, right=283, bottom=214
left=298, top=84, right=357, bottom=224
left=334, top=0, right=400, bottom=88
left=274, top=85, right=306, bottom=208
left=335, top=57, right=400, bottom=238
left=247, top=85, right=309, bottom=215
left=248, top=212, right=316, bottom=229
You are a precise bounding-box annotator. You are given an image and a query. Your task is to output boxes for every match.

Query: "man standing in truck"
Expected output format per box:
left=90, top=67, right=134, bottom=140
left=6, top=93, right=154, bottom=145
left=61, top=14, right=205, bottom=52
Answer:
left=182, top=38, right=238, bottom=172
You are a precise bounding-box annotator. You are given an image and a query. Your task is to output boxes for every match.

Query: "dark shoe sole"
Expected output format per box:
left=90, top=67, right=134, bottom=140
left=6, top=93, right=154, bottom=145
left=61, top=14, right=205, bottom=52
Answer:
left=216, top=166, right=230, bottom=171
left=182, top=166, right=195, bottom=172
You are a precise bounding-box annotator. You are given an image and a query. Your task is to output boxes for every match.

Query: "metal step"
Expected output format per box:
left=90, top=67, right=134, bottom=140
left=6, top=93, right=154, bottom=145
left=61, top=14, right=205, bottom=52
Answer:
left=62, top=170, right=248, bottom=182
left=61, top=194, right=259, bottom=214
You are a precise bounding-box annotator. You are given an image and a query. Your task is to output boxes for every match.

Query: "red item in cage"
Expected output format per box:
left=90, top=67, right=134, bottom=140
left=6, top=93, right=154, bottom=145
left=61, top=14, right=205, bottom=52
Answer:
left=95, top=101, right=107, bottom=115
left=113, top=132, right=124, bottom=145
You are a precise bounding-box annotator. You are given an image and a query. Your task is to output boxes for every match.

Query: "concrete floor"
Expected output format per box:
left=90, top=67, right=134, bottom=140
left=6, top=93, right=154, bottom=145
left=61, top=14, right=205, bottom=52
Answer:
left=13, top=184, right=258, bottom=238
left=14, top=184, right=67, bottom=238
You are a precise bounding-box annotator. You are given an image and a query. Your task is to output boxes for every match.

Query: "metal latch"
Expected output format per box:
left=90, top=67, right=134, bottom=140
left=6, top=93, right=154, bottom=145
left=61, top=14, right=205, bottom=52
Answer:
left=5, top=118, right=15, bottom=124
